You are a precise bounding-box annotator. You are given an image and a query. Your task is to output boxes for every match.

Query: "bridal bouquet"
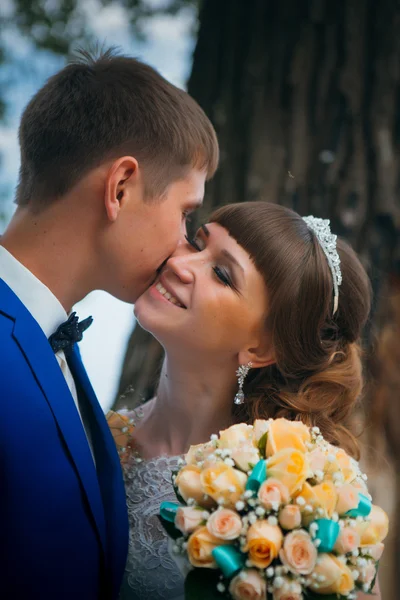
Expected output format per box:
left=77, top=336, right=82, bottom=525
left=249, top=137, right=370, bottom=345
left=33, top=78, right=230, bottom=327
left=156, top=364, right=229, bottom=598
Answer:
left=159, top=419, right=388, bottom=600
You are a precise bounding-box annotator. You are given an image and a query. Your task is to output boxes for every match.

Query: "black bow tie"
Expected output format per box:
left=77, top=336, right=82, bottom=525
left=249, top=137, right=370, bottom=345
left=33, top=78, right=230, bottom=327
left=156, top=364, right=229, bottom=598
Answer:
left=48, top=312, right=93, bottom=355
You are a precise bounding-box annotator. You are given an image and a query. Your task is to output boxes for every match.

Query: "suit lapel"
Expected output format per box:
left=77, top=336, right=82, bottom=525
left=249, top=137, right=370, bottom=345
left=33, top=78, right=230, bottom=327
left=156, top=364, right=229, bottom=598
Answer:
left=0, top=279, right=107, bottom=558
left=69, top=346, right=129, bottom=598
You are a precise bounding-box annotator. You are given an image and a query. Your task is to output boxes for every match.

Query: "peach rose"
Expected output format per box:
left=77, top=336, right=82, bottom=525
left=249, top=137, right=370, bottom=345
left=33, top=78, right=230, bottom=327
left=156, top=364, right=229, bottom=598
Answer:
left=187, top=526, right=230, bottom=568
left=252, top=419, right=270, bottom=446
left=279, top=505, right=302, bottom=530
left=231, top=443, right=261, bottom=472
left=185, top=441, right=216, bottom=466
left=368, top=542, right=385, bottom=561
left=335, top=484, right=360, bottom=515
left=245, top=520, right=283, bottom=568
left=334, top=526, right=361, bottom=554
left=325, top=445, right=358, bottom=483
left=308, top=448, right=327, bottom=474
left=175, top=506, right=204, bottom=535
left=207, top=508, right=242, bottom=540
left=229, top=569, right=266, bottom=600
left=219, top=423, right=254, bottom=449
left=273, top=579, right=302, bottom=600
left=279, top=529, right=317, bottom=575
left=258, top=478, right=290, bottom=511
left=357, top=505, right=389, bottom=546
left=358, top=562, right=376, bottom=589
left=175, top=465, right=206, bottom=506
left=201, top=463, right=247, bottom=508
left=308, top=554, right=354, bottom=595
left=296, top=481, right=338, bottom=519
left=266, top=418, right=311, bottom=457
left=266, top=449, right=310, bottom=495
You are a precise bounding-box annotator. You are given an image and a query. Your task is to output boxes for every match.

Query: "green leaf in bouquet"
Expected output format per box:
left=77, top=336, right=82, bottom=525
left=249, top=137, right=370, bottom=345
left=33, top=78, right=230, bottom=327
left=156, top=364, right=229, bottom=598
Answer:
left=304, top=591, right=347, bottom=600
left=171, top=469, right=187, bottom=505
left=184, top=569, right=225, bottom=600
left=257, top=432, right=268, bottom=458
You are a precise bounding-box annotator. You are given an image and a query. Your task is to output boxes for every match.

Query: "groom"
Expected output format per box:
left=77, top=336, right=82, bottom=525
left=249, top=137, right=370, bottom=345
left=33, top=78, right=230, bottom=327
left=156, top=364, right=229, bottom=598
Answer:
left=0, top=48, right=218, bottom=599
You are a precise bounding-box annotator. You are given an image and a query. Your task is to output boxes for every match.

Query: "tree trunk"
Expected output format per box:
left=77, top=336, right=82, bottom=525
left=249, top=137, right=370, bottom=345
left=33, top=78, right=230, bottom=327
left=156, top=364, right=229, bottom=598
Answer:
left=114, top=1, right=400, bottom=591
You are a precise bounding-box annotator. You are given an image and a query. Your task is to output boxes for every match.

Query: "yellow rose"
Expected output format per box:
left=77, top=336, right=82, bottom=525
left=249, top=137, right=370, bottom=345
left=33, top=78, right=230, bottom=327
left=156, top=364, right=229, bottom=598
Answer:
left=201, top=463, right=247, bottom=508
left=187, top=526, right=230, bottom=568
left=267, top=448, right=311, bottom=495
left=357, top=505, right=389, bottom=546
left=266, top=418, right=311, bottom=457
left=229, top=569, right=266, bottom=600
left=245, top=520, right=283, bottom=568
left=175, top=465, right=215, bottom=508
left=296, top=481, right=338, bottom=519
left=231, top=443, right=260, bottom=472
left=309, top=554, right=354, bottom=595
left=185, top=441, right=216, bottom=466
left=219, top=423, right=254, bottom=449
left=325, top=445, right=358, bottom=483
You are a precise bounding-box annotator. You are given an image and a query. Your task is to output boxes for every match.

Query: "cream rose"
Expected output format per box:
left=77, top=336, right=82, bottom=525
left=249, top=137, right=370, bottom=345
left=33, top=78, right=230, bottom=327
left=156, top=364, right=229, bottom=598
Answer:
left=266, top=418, right=311, bottom=457
left=207, top=508, right=242, bottom=540
left=175, top=506, right=204, bottom=535
left=279, top=529, right=317, bottom=575
left=201, top=463, right=247, bottom=508
left=185, top=441, right=216, bottom=466
left=252, top=419, right=270, bottom=446
left=258, top=478, right=290, bottom=510
left=245, top=520, right=283, bottom=568
left=325, top=445, right=358, bottom=483
left=333, top=526, right=361, bottom=554
left=335, top=484, right=360, bottom=515
left=279, top=505, right=302, bottom=530
left=267, top=449, right=311, bottom=496
left=272, top=579, right=302, bottom=600
left=368, top=542, right=385, bottom=561
left=309, top=553, right=354, bottom=595
left=229, top=569, right=266, bottom=600
left=309, top=447, right=327, bottom=474
left=187, top=526, right=230, bottom=568
left=219, top=423, right=254, bottom=449
left=231, top=443, right=260, bottom=472
left=357, top=505, right=389, bottom=546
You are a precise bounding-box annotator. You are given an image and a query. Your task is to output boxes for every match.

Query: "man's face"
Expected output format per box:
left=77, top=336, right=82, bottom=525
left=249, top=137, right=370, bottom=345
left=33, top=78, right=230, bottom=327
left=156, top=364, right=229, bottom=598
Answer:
left=103, top=168, right=207, bottom=303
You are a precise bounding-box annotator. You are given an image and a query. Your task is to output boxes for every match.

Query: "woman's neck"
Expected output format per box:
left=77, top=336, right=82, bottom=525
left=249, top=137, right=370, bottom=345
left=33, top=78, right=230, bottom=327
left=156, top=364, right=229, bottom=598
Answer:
left=133, top=353, right=237, bottom=459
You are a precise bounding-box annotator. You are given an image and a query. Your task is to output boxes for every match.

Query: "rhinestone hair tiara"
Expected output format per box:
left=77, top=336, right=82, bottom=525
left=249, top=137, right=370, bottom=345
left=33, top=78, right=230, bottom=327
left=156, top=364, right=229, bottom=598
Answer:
left=302, top=216, right=342, bottom=314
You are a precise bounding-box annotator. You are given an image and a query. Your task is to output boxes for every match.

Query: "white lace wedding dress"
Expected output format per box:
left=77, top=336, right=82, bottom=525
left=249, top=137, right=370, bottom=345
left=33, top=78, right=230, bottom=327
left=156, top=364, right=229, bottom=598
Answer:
left=110, top=407, right=185, bottom=600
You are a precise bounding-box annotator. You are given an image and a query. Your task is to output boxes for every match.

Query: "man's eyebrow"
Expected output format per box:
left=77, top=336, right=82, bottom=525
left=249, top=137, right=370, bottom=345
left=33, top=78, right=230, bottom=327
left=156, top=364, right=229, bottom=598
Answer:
left=221, top=249, right=244, bottom=274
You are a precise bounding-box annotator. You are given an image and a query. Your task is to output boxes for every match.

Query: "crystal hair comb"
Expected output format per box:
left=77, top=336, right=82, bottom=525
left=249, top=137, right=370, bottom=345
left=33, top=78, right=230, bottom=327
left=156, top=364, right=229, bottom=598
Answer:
left=302, top=216, right=342, bottom=315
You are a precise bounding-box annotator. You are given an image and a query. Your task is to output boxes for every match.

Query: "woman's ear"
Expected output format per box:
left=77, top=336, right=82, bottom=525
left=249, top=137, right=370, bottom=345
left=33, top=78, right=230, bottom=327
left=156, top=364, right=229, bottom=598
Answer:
left=238, top=341, right=275, bottom=370
left=104, top=156, right=139, bottom=222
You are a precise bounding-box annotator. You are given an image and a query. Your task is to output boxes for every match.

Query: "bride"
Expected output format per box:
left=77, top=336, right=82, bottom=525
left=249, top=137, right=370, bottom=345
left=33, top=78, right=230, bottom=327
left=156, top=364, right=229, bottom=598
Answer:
left=108, top=201, right=380, bottom=600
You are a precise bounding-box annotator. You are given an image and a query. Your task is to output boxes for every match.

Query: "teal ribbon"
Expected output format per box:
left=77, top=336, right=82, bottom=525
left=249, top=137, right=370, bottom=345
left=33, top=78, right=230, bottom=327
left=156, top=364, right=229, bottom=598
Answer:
left=313, top=519, right=340, bottom=553
left=160, top=501, right=181, bottom=523
left=346, top=493, right=372, bottom=518
left=212, top=545, right=245, bottom=579
left=245, top=459, right=267, bottom=494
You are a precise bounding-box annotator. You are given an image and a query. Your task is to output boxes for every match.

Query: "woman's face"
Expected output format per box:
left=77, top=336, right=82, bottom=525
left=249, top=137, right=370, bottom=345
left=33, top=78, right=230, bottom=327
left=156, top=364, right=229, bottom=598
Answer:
left=134, top=222, right=270, bottom=360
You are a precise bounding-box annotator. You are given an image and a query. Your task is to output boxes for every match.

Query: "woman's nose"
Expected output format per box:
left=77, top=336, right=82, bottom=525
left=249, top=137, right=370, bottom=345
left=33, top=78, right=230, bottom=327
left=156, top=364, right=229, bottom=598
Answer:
left=165, top=251, right=195, bottom=284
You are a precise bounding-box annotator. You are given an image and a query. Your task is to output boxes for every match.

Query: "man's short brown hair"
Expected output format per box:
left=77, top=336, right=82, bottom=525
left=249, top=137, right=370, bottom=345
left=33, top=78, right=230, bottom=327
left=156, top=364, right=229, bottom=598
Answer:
left=16, top=47, right=219, bottom=208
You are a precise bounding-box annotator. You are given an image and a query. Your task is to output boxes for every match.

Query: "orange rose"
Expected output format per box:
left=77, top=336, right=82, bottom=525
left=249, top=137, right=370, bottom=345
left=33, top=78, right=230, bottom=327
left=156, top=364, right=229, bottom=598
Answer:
left=266, top=449, right=310, bottom=495
left=187, top=526, right=230, bottom=568
left=266, top=418, right=311, bottom=457
left=175, top=465, right=212, bottom=507
left=201, top=463, right=247, bottom=508
left=245, top=520, right=283, bottom=568
left=309, top=554, right=354, bottom=595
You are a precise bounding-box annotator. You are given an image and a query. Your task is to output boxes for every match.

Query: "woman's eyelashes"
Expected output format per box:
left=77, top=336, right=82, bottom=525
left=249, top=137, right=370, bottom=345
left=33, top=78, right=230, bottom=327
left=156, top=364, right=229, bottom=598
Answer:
left=184, top=235, right=234, bottom=288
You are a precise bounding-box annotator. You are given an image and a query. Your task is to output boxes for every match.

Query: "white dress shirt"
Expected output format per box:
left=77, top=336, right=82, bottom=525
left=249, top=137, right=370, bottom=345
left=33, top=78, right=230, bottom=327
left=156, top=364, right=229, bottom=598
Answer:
left=0, top=245, right=94, bottom=460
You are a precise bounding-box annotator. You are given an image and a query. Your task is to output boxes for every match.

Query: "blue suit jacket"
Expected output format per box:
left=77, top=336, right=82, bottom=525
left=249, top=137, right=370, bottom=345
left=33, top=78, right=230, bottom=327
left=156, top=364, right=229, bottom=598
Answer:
left=0, top=278, right=129, bottom=599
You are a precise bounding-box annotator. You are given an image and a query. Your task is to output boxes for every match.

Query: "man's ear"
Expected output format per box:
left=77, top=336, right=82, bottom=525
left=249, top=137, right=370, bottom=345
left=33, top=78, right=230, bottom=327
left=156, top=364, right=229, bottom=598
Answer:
left=104, top=156, right=139, bottom=222
left=238, top=339, right=275, bottom=370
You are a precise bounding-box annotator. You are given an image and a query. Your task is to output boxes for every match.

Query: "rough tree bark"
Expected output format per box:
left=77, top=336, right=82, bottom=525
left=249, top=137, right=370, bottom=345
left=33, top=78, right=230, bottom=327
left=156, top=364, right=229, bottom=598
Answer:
left=114, top=2, right=400, bottom=590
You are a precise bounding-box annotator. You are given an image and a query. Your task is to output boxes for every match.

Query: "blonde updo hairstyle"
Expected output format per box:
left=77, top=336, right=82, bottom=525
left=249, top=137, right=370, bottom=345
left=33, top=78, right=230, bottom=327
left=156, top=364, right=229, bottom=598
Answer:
left=210, top=202, right=371, bottom=458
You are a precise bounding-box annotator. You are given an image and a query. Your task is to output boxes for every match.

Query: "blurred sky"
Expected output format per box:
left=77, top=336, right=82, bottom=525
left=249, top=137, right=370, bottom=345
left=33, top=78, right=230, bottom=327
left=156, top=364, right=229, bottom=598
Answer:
left=0, top=1, right=196, bottom=410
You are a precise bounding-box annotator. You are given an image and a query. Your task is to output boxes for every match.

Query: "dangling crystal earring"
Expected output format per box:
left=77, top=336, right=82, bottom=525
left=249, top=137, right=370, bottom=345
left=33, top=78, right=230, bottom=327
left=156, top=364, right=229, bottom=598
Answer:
left=234, top=362, right=253, bottom=405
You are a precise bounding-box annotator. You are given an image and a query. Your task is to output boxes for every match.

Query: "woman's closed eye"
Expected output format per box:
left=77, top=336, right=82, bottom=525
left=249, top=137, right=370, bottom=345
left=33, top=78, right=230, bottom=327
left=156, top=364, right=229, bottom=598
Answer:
left=184, top=235, right=234, bottom=288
